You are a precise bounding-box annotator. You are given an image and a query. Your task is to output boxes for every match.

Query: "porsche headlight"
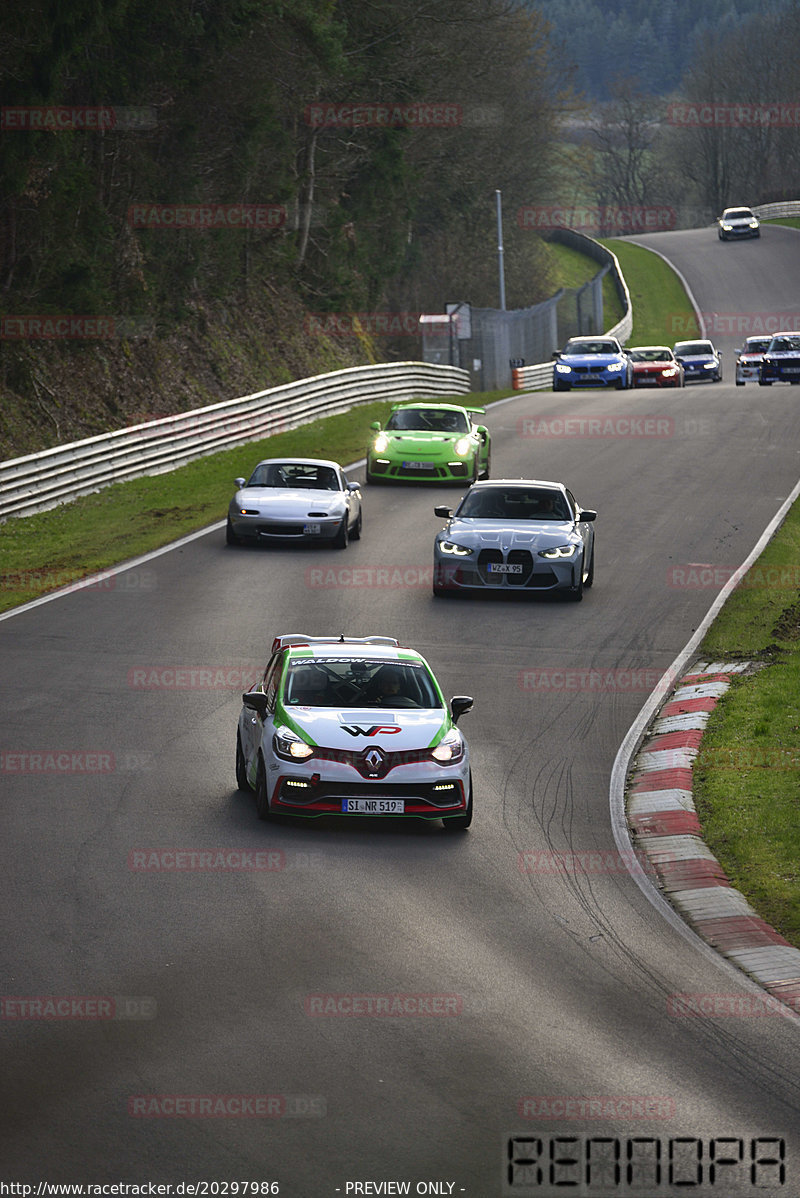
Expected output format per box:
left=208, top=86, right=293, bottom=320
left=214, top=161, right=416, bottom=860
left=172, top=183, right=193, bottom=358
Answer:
left=454, top=437, right=471, bottom=456
left=373, top=433, right=389, bottom=453
left=273, top=728, right=314, bottom=760
left=431, top=729, right=464, bottom=764
left=439, top=540, right=473, bottom=556
left=539, top=544, right=578, bottom=559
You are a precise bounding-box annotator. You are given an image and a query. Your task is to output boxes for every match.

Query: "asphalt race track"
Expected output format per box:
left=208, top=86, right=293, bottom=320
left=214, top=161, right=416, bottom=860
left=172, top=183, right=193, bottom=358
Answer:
left=2, top=224, right=800, bottom=1196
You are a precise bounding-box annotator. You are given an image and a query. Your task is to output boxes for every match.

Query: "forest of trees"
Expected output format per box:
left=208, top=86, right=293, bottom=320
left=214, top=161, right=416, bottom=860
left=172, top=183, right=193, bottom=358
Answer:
left=534, top=0, right=793, bottom=98
left=2, top=0, right=800, bottom=455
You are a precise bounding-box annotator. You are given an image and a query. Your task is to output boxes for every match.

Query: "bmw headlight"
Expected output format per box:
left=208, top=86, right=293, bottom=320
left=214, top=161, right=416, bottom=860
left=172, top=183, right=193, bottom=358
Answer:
left=606, top=362, right=623, bottom=372
left=722, top=223, right=733, bottom=230
left=539, top=544, right=578, bottom=559
left=373, top=433, right=389, bottom=453
left=661, top=366, right=678, bottom=376
left=431, top=728, right=465, bottom=764
left=454, top=437, right=471, bottom=456
left=749, top=220, right=759, bottom=228
left=555, top=363, right=572, bottom=374
left=439, top=540, right=473, bottom=556
left=273, top=728, right=314, bottom=760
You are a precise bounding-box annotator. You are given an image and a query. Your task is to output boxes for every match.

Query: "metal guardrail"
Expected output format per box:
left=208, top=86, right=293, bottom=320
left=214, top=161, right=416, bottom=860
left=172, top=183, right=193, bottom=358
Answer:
left=0, top=361, right=469, bottom=521
left=752, top=201, right=800, bottom=219
left=511, top=232, right=633, bottom=391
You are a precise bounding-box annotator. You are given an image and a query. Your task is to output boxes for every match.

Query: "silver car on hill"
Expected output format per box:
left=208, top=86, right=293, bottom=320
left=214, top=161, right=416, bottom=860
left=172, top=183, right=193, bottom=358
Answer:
left=432, top=479, right=596, bottom=602
left=226, top=458, right=362, bottom=548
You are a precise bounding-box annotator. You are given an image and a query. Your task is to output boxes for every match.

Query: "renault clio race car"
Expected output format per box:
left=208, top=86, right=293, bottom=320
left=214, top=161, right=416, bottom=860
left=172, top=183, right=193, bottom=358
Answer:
left=236, top=635, right=474, bottom=828
left=365, top=402, right=490, bottom=484
left=758, top=332, right=800, bottom=385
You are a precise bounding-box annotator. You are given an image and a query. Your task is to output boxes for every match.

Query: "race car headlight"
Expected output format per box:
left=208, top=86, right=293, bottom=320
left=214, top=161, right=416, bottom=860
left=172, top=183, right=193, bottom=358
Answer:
left=439, top=540, right=473, bottom=556
left=539, top=544, right=578, bottom=559
left=373, top=433, right=389, bottom=453
left=721, top=223, right=733, bottom=230
left=661, top=366, right=678, bottom=376
left=702, top=361, right=717, bottom=369
left=273, top=728, right=314, bottom=760
left=555, top=363, right=572, bottom=374
left=606, top=362, right=624, bottom=372
left=431, top=729, right=465, bottom=764
left=454, top=437, right=471, bottom=456
left=749, top=220, right=759, bottom=228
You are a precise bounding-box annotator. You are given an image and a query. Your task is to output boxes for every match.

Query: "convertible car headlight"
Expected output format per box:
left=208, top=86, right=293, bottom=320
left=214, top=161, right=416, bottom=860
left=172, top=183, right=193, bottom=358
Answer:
left=273, top=728, right=314, bottom=760
left=431, top=729, right=464, bottom=764
left=439, top=540, right=473, bottom=556
left=721, top=223, right=733, bottom=230
left=373, top=433, right=389, bottom=453
left=555, top=363, right=572, bottom=374
left=606, top=362, right=624, bottom=372
left=454, top=437, right=471, bottom=456
left=539, top=544, right=578, bottom=559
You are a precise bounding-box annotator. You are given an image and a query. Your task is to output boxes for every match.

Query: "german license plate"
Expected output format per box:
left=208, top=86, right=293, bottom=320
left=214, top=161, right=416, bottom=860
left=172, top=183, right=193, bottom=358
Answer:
left=784, top=367, right=800, bottom=373
left=487, top=562, right=523, bottom=574
left=303, top=523, right=321, bottom=534
left=402, top=461, right=434, bottom=470
left=342, top=799, right=405, bottom=814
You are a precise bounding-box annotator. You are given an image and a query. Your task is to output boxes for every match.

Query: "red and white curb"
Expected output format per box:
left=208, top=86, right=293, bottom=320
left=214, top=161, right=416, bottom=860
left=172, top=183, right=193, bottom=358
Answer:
left=627, top=660, right=800, bottom=1015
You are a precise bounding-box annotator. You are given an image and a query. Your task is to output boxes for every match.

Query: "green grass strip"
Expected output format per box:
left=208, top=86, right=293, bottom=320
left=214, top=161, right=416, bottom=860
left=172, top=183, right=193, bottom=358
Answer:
left=599, top=239, right=701, bottom=346
left=0, top=391, right=509, bottom=614
left=692, top=500, right=800, bottom=947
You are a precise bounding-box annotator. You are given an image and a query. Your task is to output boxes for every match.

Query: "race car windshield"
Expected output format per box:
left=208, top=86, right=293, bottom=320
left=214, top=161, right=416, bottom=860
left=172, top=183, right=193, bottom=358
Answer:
left=725, top=209, right=753, bottom=219
left=743, top=339, right=770, bottom=353
left=283, top=659, right=442, bottom=708
left=385, top=409, right=469, bottom=433
left=457, top=488, right=570, bottom=521
left=629, top=349, right=672, bottom=361
left=675, top=343, right=713, bottom=355
left=563, top=340, right=618, bottom=355
left=767, top=335, right=800, bottom=352
left=247, top=462, right=340, bottom=490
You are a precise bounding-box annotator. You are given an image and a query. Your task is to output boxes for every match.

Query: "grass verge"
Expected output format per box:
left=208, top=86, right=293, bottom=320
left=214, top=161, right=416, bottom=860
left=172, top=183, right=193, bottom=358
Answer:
left=691, top=499, right=800, bottom=946
left=599, top=239, right=701, bottom=346
left=0, top=391, right=509, bottom=614
left=543, top=239, right=625, bottom=329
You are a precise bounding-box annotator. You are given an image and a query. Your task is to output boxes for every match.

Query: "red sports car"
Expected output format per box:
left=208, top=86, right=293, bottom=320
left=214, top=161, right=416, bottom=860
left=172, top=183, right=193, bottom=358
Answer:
left=628, top=346, right=685, bottom=388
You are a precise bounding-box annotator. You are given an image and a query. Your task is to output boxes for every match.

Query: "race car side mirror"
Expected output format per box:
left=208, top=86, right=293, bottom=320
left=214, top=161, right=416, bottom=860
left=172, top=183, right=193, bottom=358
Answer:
left=434, top=505, right=453, bottom=518
left=235, top=477, right=246, bottom=488
left=370, top=421, right=381, bottom=430
left=242, top=692, right=269, bottom=717
left=450, top=695, right=474, bottom=724
left=578, top=510, right=597, bottom=522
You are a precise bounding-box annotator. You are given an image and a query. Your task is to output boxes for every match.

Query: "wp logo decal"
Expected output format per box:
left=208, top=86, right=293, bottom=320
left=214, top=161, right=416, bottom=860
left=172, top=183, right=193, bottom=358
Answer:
left=339, top=724, right=401, bottom=738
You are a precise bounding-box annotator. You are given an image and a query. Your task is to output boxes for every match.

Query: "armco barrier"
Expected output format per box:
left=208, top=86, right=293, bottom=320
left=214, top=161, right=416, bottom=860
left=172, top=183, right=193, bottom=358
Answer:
left=0, top=361, right=469, bottom=521
left=512, top=230, right=632, bottom=391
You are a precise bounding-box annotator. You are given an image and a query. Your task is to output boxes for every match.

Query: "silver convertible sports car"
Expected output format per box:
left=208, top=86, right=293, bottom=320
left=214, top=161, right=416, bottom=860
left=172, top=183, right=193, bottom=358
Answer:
left=433, top=479, right=596, bottom=601
left=226, top=458, right=362, bottom=548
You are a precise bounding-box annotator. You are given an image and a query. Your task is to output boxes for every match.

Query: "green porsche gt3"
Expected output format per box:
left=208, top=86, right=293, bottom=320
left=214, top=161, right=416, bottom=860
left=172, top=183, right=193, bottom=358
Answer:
left=365, top=401, right=491, bottom=484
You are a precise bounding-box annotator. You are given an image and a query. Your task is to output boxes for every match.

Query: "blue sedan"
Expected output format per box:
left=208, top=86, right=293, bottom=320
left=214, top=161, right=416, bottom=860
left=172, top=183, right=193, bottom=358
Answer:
left=552, top=336, right=632, bottom=391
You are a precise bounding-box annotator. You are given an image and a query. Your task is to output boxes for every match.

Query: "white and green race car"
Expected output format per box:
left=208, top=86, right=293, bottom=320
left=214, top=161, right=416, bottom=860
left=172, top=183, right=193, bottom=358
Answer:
left=236, top=635, right=474, bottom=828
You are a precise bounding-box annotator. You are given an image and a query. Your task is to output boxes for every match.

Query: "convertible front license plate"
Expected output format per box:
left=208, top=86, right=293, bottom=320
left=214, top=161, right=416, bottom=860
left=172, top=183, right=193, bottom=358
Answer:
left=342, top=799, right=405, bottom=814
left=487, top=562, right=523, bottom=575
left=303, top=523, right=321, bottom=534
left=402, top=461, right=434, bottom=470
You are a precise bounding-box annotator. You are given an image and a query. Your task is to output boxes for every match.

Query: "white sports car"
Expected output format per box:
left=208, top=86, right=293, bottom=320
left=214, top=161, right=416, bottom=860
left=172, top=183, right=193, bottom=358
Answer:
left=226, top=458, right=362, bottom=548
left=236, top=635, right=474, bottom=828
